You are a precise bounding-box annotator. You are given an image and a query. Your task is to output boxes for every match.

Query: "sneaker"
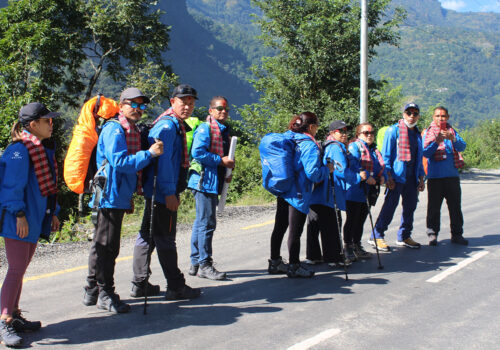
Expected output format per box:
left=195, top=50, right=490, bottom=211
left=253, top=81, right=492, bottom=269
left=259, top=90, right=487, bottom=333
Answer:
left=268, top=257, right=289, bottom=275
left=451, top=235, right=468, bottom=245
left=287, top=263, right=314, bottom=278
left=368, top=238, right=391, bottom=252
left=396, top=237, right=421, bottom=249
left=344, top=244, right=357, bottom=261
left=165, top=285, right=201, bottom=300
left=428, top=234, right=438, bottom=246
left=353, top=243, right=372, bottom=259
left=304, top=259, right=322, bottom=265
left=328, top=259, right=352, bottom=268
left=0, top=319, right=22, bottom=347
left=130, top=282, right=161, bottom=298
left=97, top=291, right=130, bottom=314
left=11, top=311, right=41, bottom=333
left=83, top=285, right=98, bottom=306
left=188, top=265, right=199, bottom=276
left=197, top=263, right=227, bottom=280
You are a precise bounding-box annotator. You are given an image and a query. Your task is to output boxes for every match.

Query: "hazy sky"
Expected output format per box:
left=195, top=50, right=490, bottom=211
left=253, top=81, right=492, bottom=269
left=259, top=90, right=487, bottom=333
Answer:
left=439, top=0, right=500, bottom=12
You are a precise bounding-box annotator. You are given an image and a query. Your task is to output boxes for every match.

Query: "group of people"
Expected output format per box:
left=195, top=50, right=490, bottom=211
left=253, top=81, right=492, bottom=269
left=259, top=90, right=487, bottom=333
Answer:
left=268, top=103, right=467, bottom=278
left=0, top=86, right=467, bottom=346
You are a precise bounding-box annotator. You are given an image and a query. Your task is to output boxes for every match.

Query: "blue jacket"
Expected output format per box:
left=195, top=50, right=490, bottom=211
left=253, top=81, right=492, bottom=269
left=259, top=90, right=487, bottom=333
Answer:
left=281, top=131, right=330, bottom=214
left=187, top=121, right=229, bottom=194
left=310, top=141, right=356, bottom=210
left=346, top=140, right=387, bottom=203
left=382, top=123, right=425, bottom=185
left=92, top=120, right=153, bottom=209
left=0, top=139, right=58, bottom=243
left=422, top=127, right=466, bottom=179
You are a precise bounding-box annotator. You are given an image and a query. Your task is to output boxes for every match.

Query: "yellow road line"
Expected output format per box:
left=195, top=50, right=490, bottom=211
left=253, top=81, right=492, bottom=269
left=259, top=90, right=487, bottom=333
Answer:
left=240, top=220, right=275, bottom=230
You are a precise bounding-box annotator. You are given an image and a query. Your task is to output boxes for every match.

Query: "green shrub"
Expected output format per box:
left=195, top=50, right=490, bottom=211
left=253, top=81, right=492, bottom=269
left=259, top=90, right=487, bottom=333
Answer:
left=462, top=118, right=500, bottom=169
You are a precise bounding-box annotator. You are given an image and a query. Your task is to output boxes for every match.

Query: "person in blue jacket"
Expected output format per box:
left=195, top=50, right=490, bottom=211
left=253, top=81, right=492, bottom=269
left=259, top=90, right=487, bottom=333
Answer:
left=306, top=120, right=355, bottom=268
left=82, top=88, right=163, bottom=314
left=423, top=106, right=467, bottom=246
left=267, top=112, right=333, bottom=278
left=0, top=102, right=61, bottom=347
left=370, top=103, right=426, bottom=251
left=187, top=96, right=235, bottom=280
left=344, top=123, right=386, bottom=261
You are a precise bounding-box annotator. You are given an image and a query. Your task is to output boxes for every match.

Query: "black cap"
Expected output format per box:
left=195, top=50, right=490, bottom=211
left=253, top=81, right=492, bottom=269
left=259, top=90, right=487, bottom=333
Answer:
left=120, top=87, right=151, bottom=104
left=404, top=102, right=419, bottom=112
left=172, top=84, right=198, bottom=100
left=329, top=120, right=348, bottom=131
left=18, top=102, right=60, bottom=123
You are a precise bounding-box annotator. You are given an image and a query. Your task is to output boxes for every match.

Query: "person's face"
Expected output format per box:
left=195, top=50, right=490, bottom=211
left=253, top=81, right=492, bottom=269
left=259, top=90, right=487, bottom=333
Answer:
left=331, top=128, right=348, bottom=144
left=403, top=108, right=420, bottom=127
left=358, top=125, right=375, bottom=145
left=170, top=96, right=195, bottom=120
left=120, top=97, right=146, bottom=123
left=30, top=118, right=53, bottom=140
left=433, top=108, right=449, bottom=125
left=209, top=99, right=229, bottom=122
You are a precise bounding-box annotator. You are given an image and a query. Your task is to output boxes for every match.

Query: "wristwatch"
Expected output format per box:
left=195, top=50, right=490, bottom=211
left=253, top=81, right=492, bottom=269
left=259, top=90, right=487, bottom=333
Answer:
left=15, top=210, right=26, bottom=218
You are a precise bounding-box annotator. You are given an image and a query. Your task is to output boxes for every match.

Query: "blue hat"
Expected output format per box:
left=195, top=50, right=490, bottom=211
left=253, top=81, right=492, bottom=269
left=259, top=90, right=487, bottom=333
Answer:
left=404, top=103, right=419, bottom=112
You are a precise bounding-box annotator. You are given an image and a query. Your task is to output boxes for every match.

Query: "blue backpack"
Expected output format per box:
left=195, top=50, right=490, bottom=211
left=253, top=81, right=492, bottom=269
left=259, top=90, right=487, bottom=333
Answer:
left=259, top=133, right=300, bottom=196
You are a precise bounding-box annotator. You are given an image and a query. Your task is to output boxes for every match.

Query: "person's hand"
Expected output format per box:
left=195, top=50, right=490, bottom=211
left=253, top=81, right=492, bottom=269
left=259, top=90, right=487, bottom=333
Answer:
left=149, top=140, right=164, bottom=157
left=125, top=199, right=135, bottom=214
left=359, top=170, right=367, bottom=181
left=327, top=162, right=334, bottom=173
left=379, top=176, right=385, bottom=186
left=440, top=130, right=455, bottom=141
left=435, top=131, right=444, bottom=144
left=386, top=178, right=396, bottom=190
left=51, top=216, right=60, bottom=232
left=225, top=174, right=233, bottom=183
left=16, top=216, right=29, bottom=239
left=417, top=179, right=425, bottom=192
left=366, top=176, right=376, bottom=185
left=221, top=156, right=235, bottom=169
left=165, top=194, right=180, bottom=212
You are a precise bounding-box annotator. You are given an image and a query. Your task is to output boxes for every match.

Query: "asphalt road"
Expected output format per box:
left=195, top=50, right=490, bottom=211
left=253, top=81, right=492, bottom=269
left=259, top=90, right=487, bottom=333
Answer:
left=3, top=170, right=500, bottom=349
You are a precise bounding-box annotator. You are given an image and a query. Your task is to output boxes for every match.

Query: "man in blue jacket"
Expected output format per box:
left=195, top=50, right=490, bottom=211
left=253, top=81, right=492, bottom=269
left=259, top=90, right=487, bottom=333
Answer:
left=83, top=87, right=163, bottom=313
left=369, top=103, right=426, bottom=251
left=187, top=96, right=235, bottom=280
left=423, top=106, right=467, bottom=246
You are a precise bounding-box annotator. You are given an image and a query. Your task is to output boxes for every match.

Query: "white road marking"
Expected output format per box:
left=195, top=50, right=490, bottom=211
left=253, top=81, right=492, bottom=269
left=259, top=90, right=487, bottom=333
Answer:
left=286, top=328, right=341, bottom=350
left=426, top=250, right=489, bottom=283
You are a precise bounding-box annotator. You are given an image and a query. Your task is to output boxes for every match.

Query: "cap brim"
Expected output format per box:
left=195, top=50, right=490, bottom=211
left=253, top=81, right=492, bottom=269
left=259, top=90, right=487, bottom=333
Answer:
left=40, top=111, right=61, bottom=118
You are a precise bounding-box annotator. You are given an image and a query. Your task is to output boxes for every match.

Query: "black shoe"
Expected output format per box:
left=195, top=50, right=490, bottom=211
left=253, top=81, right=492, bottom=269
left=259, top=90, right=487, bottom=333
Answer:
left=11, top=311, right=41, bottom=333
left=130, top=282, right=161, bottom=298
left=83, top=285, right=98, bottom=306
left=286, top=263, right=314, bottom=278
left=197, top=263, right=226, bottom=280
left=451, top=235, right=468, bottom=245
left=0, top=319, right=22, bottom=347
left=344, top=244, right=357, bottom=262
left=268, top=257, right=289, bottom=275
left=97, top=291, right=130, bottom=314
left=353, top=243, right=372, bottom=259
left=188, top=265, right=199, bottom=276
left=165, top=285, right=201, bottom=300
left=428, top=234, right=438, bottom=246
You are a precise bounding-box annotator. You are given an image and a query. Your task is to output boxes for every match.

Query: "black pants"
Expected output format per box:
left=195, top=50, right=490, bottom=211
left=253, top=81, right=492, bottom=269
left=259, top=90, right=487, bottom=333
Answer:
left=131, top=199, right=154, bottom=285
left=427, top=177, right=464, bottom=236
left=344, top=200, right=369, bottom=245
left=306, top=204, right=342, bottom=263
left=87, top=208, right=125, bottom=294
left=270, top=197, right=307, bottom=264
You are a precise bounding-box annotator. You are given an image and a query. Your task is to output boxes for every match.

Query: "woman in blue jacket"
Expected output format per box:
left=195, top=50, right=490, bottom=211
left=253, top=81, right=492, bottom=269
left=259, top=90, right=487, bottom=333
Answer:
left=267, top=112, right=332, bottom=278
left=0, top=103, right=61, bottom=347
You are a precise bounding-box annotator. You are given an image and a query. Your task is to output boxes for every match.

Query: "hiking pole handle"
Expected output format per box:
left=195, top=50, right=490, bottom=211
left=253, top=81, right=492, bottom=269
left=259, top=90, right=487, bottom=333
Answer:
left=217, top=136, right=237, bottom=213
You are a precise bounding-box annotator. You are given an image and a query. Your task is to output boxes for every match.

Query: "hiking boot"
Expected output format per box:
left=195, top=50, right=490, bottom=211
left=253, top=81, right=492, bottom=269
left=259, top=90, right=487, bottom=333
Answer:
left=368, top=238, right=391, bottom=252
left=451, top=235, right=469, bottom=245
left=130, top=282, right=161, bottom=298
left=304, top=259, right=322, bottom=265
left=164, top=285, right=201, bottom=300
left=353, top=243, right=372, bottom=259
left=287, top=263, right=314, bottom=278
left=188, top=265, right=199, bottom=276
left=328, top=259, right=352, bottom=269
left=268, top=257, right=289, bottom=275
left=11, top=311, right=41, bottom=333
left=396, top=237, right=421, bottom=249
left=0, top=319, right=22, bottom=347
left=428, top=234, right=438, bottom=246
left=83, top=285, right=98, bottom=306
left=197, top=263, right=227, bottom=280
left=344, top=244, right=357, bottom=261
left=97, top=291, right=130, bottom=314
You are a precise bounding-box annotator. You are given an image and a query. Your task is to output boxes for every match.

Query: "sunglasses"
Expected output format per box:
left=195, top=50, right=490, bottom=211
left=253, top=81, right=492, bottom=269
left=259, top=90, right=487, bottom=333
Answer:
left=405, top=111, right=419, bottom=117
left=335, top=128, right=348, bottom=134
left=125, top=101, right=148, bottom=110
left=360, top=131, right=375, bottom=136
left=212, top=106, right=230, bottom=112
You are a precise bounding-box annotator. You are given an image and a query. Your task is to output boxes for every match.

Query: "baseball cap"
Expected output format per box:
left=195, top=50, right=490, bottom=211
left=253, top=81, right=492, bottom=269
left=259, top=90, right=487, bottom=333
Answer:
left=404, top=102, right=419, bottom=112
left=18, top=102, right=60, bottom=124
left=329, top=120, right=348, bottom=131
left=172, top=84, right=198, bottom=100
left=120, top=87, right=151, bottom=104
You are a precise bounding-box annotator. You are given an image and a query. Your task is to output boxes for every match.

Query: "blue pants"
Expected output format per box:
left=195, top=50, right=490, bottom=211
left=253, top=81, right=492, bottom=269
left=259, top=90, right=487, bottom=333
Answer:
left=372, top=178, right=419, bottom=241
left=190, top=190, right=218, bottom=266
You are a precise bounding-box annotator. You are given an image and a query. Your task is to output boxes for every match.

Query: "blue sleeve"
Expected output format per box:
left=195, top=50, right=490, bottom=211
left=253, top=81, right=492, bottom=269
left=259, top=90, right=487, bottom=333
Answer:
left=191, top=123, right=221, bottom=167
left=150, top=120, right=177, bottom=197
left=348, top=143, right=362, bottom=185
left=0, top=144, right=29, bottom=214
left=422, top=129, right=440, bottom=158
left=382, top=126, right=397, bottom=177
left=326, top=144, right=356, bottom=186
left=299, top=141, right=329, bottom=183
left=452, top=130, right=466, bottom=152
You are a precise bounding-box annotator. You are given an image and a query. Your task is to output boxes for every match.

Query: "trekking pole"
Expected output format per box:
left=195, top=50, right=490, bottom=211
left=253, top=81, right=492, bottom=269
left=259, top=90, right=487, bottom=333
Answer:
left=326, top=158, right=348, bottom=281
left=363, top=184, right=383, bottom=270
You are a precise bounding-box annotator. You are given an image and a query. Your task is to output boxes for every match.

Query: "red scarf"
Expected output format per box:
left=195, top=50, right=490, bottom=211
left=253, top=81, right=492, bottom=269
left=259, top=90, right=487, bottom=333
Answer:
left=155, top=107, right=190, bottom=168
left=356, top=139, right=385, bottom=178
left=397, top=119, right=411, bottom=162
left=206, top=115, right=224, bottom=157
left=117, top=113, right=143, bottom=194
left=21, top=131, right=58, bottom=197
left=423, top=121, right=464, bottom=168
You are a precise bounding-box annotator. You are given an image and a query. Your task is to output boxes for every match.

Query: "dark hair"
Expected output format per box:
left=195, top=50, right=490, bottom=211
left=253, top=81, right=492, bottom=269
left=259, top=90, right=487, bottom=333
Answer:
left=288, top=112, right=318, bottom=133
left=209, top=96, right=228, bottom=108
left=433, top=106, right=449, bottom=115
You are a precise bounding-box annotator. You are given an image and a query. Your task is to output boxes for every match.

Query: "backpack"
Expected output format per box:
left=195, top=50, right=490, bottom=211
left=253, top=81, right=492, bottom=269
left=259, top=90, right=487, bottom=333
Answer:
left=64, top=95, right=119, bottom=194
left=259, top=133, right=300, bottom=196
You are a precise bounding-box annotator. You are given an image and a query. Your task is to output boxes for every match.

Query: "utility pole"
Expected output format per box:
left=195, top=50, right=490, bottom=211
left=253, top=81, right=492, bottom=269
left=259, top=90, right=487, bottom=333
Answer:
left=360, top=0, right=368, bottom=123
